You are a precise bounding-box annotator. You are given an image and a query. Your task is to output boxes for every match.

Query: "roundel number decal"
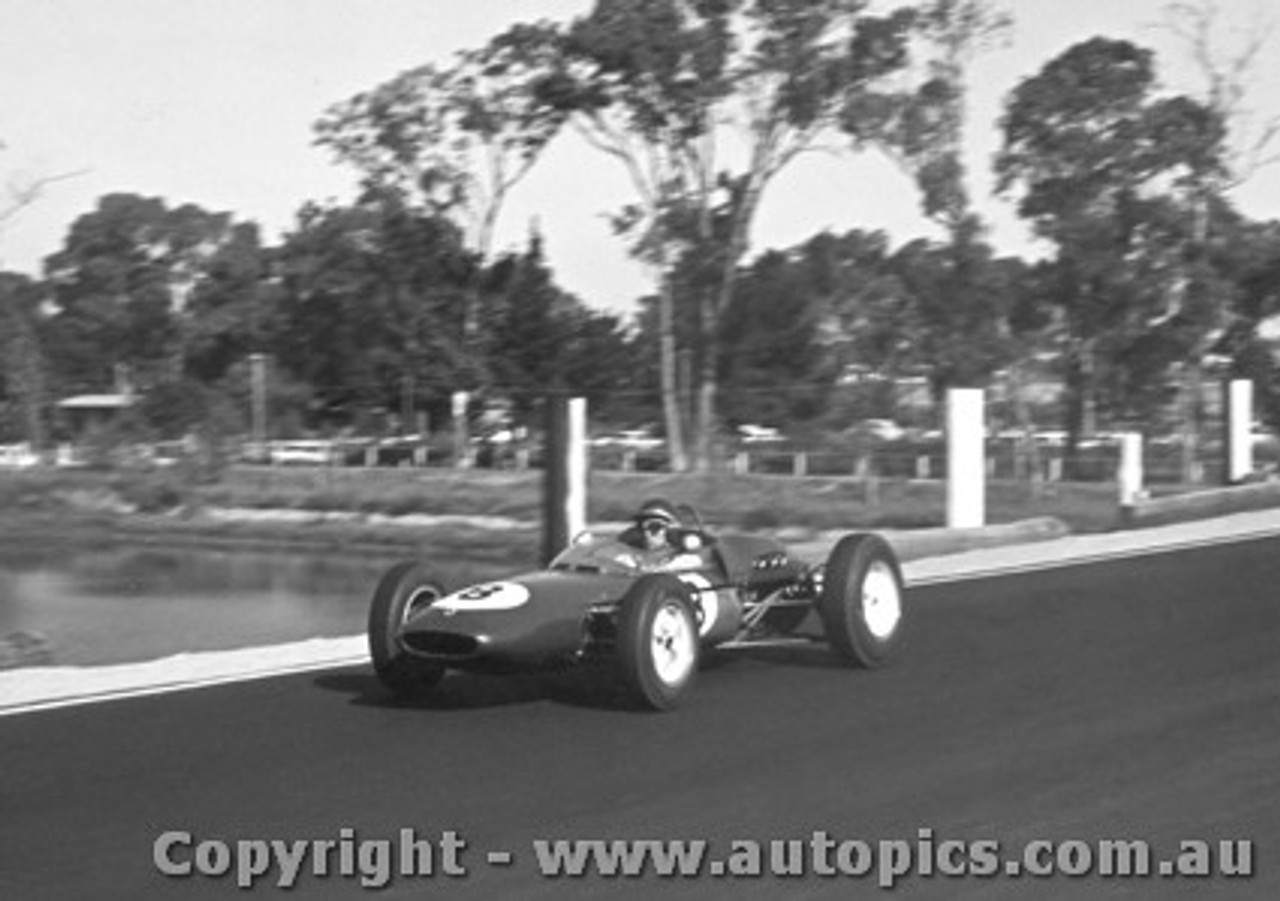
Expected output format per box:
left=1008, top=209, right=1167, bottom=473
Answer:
left=437, top=582, right=531, bottom=612
left=459, top=584, right=504, bottom=601
left=677, top=573, right=717, bottom=637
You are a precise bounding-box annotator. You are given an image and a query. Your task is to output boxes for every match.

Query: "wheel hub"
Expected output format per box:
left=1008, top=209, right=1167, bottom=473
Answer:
left=651, top=602, right=695, bottom=685
left=861, top=561, right=902, bottom=640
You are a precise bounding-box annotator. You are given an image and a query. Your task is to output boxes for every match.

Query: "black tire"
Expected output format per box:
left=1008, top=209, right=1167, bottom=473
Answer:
left=818, top=533, right=905, bottom=668
left=368, top=561, right=448, bottom=698
left=616, top=575, right=701, bottom=711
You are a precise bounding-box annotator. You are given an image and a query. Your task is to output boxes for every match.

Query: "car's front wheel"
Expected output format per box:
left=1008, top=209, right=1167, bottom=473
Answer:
left=819, top=533, right=905, bottom=668
left=616, top=575, right=700, bottom=710
left=368, top=561, right=448, bottom=698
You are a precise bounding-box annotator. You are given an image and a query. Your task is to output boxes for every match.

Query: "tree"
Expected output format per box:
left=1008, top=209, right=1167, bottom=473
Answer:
left=852, top=1, right=1015, bottom=402
left=1160, top=0, right=1280, bottom=190
left=273, top=199, right=476, bottom=429
left=995, top=38, right=1225, bottom=466
left=872, top=0, right=1012, bottom=233
left=315, top=23, right=569, bottom=343
left=42, top=193, right=243, bottom=397
left=537, top=0, right=731, bottom=469
left=482, top=235, right=644, bottom=424
left=544, top=0, right=918, bottom=470
left=886, top=223, right=1015, bottom=394
left=1, top=142, right=86, bottom=446
left=1158, top=0, right=1280, bottom=476
left=1197, top=212, right=1280, bottom=431
left=0, top=273, right=49, bottom=444
left=0, top=139, right=88, bottom=259
left=182, top=221, right=278, bottom=384
left=717, top=248, right=840, bottom=430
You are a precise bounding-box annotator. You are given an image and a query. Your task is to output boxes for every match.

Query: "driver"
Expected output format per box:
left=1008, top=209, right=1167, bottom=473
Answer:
left=623, top=498, right=703, bottom=572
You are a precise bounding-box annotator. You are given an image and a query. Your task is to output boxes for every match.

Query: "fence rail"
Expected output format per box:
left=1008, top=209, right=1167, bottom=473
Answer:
left=202, top=436, right=1277, bottom=488
left=8, top=430, right=1275, bottom=488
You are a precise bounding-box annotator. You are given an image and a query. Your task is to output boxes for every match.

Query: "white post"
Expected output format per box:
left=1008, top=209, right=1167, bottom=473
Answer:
left=1118, top=432, right=1144, bottom=509
left=947, top=388, right=985, bottom=528
left=565, top=397, right=588, bottom=541
left=542, top=396, right=588, bottom=564
left=1226, top=379, right=1253, bottom=483
left=451, top=390, right=470, bottom=468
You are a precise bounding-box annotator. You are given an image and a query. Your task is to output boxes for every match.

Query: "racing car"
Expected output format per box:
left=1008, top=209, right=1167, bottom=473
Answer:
left=367, top=509, right=905, bottom=711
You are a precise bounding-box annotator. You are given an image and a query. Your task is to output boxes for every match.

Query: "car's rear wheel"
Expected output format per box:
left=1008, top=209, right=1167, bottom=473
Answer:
left=368, top=561, right=448, bottom=698
left=819, top=533, right=904, bottom=668
left=617, top=575, right=700, bottom=710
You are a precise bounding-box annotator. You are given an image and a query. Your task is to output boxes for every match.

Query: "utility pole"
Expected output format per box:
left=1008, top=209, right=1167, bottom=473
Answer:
left=250, top=353, right=267, bottom=459
left=401, top=373, right=415, bottom=435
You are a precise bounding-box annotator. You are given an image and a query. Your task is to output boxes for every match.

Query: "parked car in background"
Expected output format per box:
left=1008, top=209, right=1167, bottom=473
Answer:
left=268, top=440, right=335, bottom=466
left=375, top=434, right=426, bottom=467
left=334, top=436, right=378, bottom=466
left=0, top=443, right=40, bottom=469
left=848, top=419, right=906, bottom=443
left=590, top=428, right=663, bottom=451
left=737, top=424, right=786, bottom=444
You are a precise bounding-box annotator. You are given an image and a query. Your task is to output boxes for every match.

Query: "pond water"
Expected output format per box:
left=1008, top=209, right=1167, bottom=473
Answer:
left=0, top=545, right=421, bottom=667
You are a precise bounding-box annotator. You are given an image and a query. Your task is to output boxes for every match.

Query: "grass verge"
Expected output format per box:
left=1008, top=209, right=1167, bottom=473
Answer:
left=0, top=463, right=1175, bottom=555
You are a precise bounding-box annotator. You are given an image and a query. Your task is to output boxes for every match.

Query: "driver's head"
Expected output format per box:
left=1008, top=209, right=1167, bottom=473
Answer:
left=635, top=498, right=679, bottom=551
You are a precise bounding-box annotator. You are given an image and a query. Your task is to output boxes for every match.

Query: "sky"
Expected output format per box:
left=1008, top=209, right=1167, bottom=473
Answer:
left=2, top=0, right=1280, bottom=315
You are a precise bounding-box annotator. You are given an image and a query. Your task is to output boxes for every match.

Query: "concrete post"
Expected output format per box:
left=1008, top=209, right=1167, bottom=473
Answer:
left=452, top=391, right=470, bottom=468
left=1225, top=379, right=1253, bottom=484
left=249, top=352, right=267, bottom=460
left=947, top=388, right=985, bottom=528
left=542, top=396, right=588, bottom=564
left=1118, top=432, right=1144, bottom=514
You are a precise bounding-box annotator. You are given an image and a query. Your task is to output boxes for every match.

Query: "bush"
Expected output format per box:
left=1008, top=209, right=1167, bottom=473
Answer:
left=113, top=472, right=189, bottom=513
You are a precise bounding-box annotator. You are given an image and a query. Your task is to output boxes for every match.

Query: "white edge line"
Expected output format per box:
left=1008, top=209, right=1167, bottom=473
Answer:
left=0, top=654, right=367, bottom=718
left=907, top=524, right=1280, bottom=586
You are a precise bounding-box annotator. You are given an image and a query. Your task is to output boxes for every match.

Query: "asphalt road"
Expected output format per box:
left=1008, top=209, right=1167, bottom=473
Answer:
left=3, top=537, right=1278, bottom=900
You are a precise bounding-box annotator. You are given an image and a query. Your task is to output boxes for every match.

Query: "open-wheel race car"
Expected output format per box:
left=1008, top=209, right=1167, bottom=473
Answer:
left=367, top=506, right=906, bottom=711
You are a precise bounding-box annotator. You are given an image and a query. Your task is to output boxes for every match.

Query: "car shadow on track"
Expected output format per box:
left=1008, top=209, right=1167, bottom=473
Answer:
left=315, top=638, right=843, bottom=713
left=312, top=665, right=643, bottom=713
left=704, top=641, right=841, bottom=671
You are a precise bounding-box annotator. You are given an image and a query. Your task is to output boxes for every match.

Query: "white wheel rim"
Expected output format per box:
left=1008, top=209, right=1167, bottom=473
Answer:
left=651, top=601, right=696, bottom=686
left=861, top=561, right=902, bottom=640
left=402, top=586, right=440, bottom=625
